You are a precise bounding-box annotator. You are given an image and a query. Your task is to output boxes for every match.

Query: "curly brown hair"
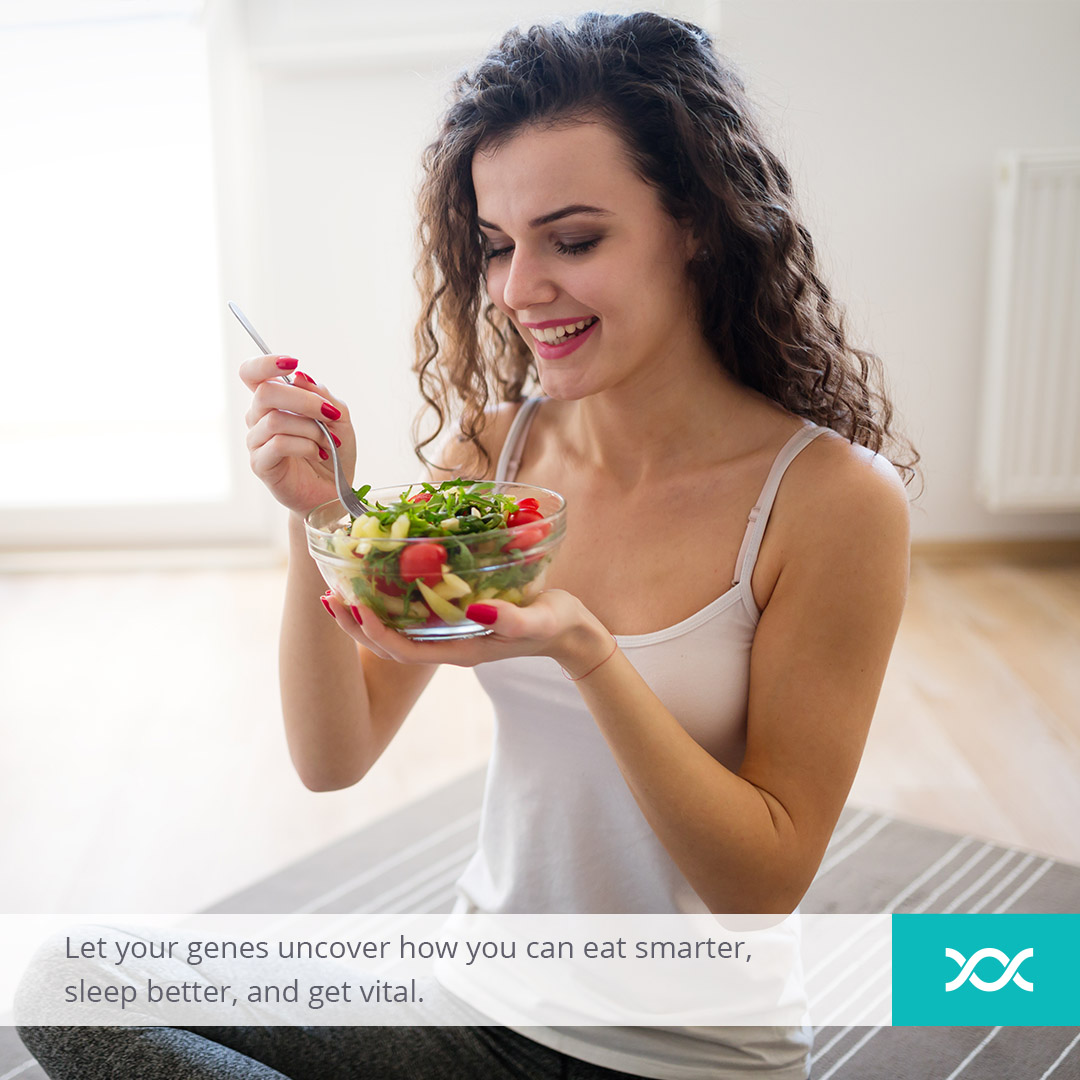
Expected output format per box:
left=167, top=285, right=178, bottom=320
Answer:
left=412, top=10, right=921, bottom=490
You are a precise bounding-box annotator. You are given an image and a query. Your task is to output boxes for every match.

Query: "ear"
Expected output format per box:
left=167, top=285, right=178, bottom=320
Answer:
left=678, top=220, right=707, bottom=263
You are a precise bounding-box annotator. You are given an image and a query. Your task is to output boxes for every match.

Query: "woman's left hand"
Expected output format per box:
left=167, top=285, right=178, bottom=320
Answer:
left=321, top=589, right=612, bottom=677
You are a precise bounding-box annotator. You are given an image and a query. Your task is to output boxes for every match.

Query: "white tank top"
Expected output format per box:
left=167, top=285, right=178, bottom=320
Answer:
left=436, top=396, right=827, bottom=1078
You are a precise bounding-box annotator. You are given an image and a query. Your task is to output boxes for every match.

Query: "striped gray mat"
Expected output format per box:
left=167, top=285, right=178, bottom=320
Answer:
left=4, top=766, right=1078, bottom=1079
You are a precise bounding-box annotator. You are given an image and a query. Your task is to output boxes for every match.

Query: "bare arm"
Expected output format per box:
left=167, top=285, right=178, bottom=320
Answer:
left=566, top=443, right=912, bottom=912
left=279, top=401, right=525, bottom=791
left=278, top=513, right=440, bottom=791
left=238, top=351, right=454, bottom=793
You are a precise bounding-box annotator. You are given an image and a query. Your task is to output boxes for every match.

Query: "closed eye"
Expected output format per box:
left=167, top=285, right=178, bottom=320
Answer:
left=482, top=238, right=602, bottom=261
left=555, top=238, right=600, bottom=256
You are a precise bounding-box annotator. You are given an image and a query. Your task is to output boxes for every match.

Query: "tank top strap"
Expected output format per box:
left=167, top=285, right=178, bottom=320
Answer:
left=732, top=421, right=830, bottom=587
left=495, top=396, right=547, bottom=482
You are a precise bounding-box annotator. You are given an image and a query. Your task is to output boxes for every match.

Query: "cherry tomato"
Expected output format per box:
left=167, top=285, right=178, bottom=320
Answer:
left=408, top=491, right=433, bottom=503
left=503, top=525, right=545, bottom=552
left=507, top=508, right=543, bottom=528
left=399, top=542, right=447, bottom=586
left=373, top=575, right=406, bottom=597
left=516, top=497, right=540, bottom=512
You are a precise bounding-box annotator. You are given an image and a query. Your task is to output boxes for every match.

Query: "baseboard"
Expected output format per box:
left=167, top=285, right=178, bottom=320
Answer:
left=911, top=538, right=1080, bottom=564
left=0, top=546, right=288, bottom=573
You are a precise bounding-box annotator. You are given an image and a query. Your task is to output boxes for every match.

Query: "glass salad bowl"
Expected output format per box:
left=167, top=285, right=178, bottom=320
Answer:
left=305, top=480, right=567, bottom=640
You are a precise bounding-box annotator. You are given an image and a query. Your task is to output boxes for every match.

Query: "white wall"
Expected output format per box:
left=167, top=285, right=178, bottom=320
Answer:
left=720, top=1, right=1080, bottom=538
left=227, top=0, right=1080, bottom=543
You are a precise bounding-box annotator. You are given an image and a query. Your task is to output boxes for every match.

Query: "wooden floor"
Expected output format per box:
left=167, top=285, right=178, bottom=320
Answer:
left=849, top=551, right=1080, bottom=863
left=1, top=549, right=1077, bottom=914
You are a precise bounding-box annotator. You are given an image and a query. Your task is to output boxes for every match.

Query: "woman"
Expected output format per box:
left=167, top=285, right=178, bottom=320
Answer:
left=17, top=10, right=917, bottom=1080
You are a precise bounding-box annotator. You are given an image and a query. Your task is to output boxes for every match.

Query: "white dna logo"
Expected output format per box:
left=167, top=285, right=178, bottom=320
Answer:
left=945, top=947, right=1034, bottom=992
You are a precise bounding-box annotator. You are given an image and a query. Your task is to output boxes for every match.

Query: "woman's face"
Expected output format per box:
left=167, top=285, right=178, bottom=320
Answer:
left=472, top=119, right=700, bottom=396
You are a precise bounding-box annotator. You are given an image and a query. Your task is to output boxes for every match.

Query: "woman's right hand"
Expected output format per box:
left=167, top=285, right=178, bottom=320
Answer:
left=239, top=355, right=357, bottom=518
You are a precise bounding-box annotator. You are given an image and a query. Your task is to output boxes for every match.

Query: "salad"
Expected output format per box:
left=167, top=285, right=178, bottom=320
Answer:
left=318, top=479, right=559, bottom=633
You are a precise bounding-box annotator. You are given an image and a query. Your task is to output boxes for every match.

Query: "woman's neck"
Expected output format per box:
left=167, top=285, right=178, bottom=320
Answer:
left=553, top=357, right=765, bottom=493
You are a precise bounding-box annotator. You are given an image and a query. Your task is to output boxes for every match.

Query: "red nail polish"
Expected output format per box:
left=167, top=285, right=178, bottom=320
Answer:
left=276, top=357, right=298, bottom=370
left=321, top=402, right=341, bottom=420
left=466, top=603, right=498, bottom=625
left=318, top=446, right=329, bottom=460
left=320, top=595, right=336, bottom=618
left=330, top=431, right=341, bottom=447
left=294, top=370, right=315, bottom=383
left=350, top=606, right=363, bottom=625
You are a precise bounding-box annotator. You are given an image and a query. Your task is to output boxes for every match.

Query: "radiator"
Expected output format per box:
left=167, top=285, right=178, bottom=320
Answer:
left=977, top=149, right=1080, bottom=512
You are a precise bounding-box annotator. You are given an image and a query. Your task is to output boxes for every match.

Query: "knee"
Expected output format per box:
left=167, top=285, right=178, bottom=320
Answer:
left=13, top=1020, right=112, bottom=1078
left=13, top=1022, right=44, bottom=1059
left=13, top=923, right=119, bottom=1027
left=12, top=930, right=70, bottom=1068
left=14, top=1022, right=156, bottom=1079
left=13, top=924, right=184, bottom=1075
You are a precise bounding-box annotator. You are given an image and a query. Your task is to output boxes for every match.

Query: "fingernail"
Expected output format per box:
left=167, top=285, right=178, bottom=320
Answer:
left=276, top=357, right=298, bottom=370
left=330, top=431, right=341, bottom=447
left=320, top=595, right=336, bottom=618
left=466, top=603, right=498, bottom=625
left=318, top=446, right=329, bottom=460
left=294, top=370, right=315, bottom=384
left=321, top=402, right=342, bottom=420
left=350, top=606, right=363, bottom=625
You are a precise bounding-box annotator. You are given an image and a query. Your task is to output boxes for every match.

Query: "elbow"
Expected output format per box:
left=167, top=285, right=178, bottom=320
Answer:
left=705, top=862, right=813, bottom=916
left=295, top=758, right=368, bottom=793
left=708, top=889, right=805, bottom=918
left=757, top=886, right=808, bottom=917
left=754, top=861, right=816, bottom=916
left=288, top=742, right=369, bottom=792
left=762, top=869, right=815, bottom=916
left=301, top=776, right=349, bottom=793
left=300, top=777, right=358, bottom=794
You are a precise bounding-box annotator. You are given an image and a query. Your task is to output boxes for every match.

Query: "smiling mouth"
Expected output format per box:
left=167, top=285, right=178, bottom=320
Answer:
left=528, top=316, right=599, bottom=345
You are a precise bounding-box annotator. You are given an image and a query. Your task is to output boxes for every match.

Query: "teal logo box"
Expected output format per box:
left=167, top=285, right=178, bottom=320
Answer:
left=892, top=914, right=1080, bottom=1026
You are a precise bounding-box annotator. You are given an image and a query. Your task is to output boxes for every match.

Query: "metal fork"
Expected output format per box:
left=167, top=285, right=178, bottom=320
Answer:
left=228, top=301, right=372, bottom=518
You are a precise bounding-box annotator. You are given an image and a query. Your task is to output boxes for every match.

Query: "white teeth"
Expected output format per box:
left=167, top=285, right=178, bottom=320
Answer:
left=532, top=317, right=596, bottom=346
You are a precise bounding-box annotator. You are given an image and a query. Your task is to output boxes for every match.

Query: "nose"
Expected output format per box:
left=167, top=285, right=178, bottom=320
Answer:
left=500, top=248, right=558, bottom=312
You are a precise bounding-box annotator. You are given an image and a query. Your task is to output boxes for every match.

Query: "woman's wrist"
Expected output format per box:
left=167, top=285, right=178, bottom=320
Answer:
left=549, top=612, right=620, bottom=681
left=561, top=635, right=619, bottom=681
left=288, top=511, right=319, bottom=555
left=286, top=513, right=322, bottom=584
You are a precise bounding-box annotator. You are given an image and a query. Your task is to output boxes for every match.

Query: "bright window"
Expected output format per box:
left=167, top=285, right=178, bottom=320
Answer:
left=0, top=2, right=229, bottom=512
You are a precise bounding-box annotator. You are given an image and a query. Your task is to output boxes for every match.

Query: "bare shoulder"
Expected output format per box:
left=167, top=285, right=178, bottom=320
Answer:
left=761, top=425, right=911, bottom=613
left=784, top=426, right=911, bottom=546
left=424, top=399, right=528, bottom=483
left=740, top=428, right=913, bottom=904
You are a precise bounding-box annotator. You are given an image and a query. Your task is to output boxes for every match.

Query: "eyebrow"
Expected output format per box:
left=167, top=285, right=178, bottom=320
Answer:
left=476, top=204, right=613, bottom=231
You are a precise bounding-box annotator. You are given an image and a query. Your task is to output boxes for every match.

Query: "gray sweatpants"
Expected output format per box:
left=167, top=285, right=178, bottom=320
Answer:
left=13, top=923, right=652, bottom=1079
left=16, top=1020, right=652, bottom=1079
